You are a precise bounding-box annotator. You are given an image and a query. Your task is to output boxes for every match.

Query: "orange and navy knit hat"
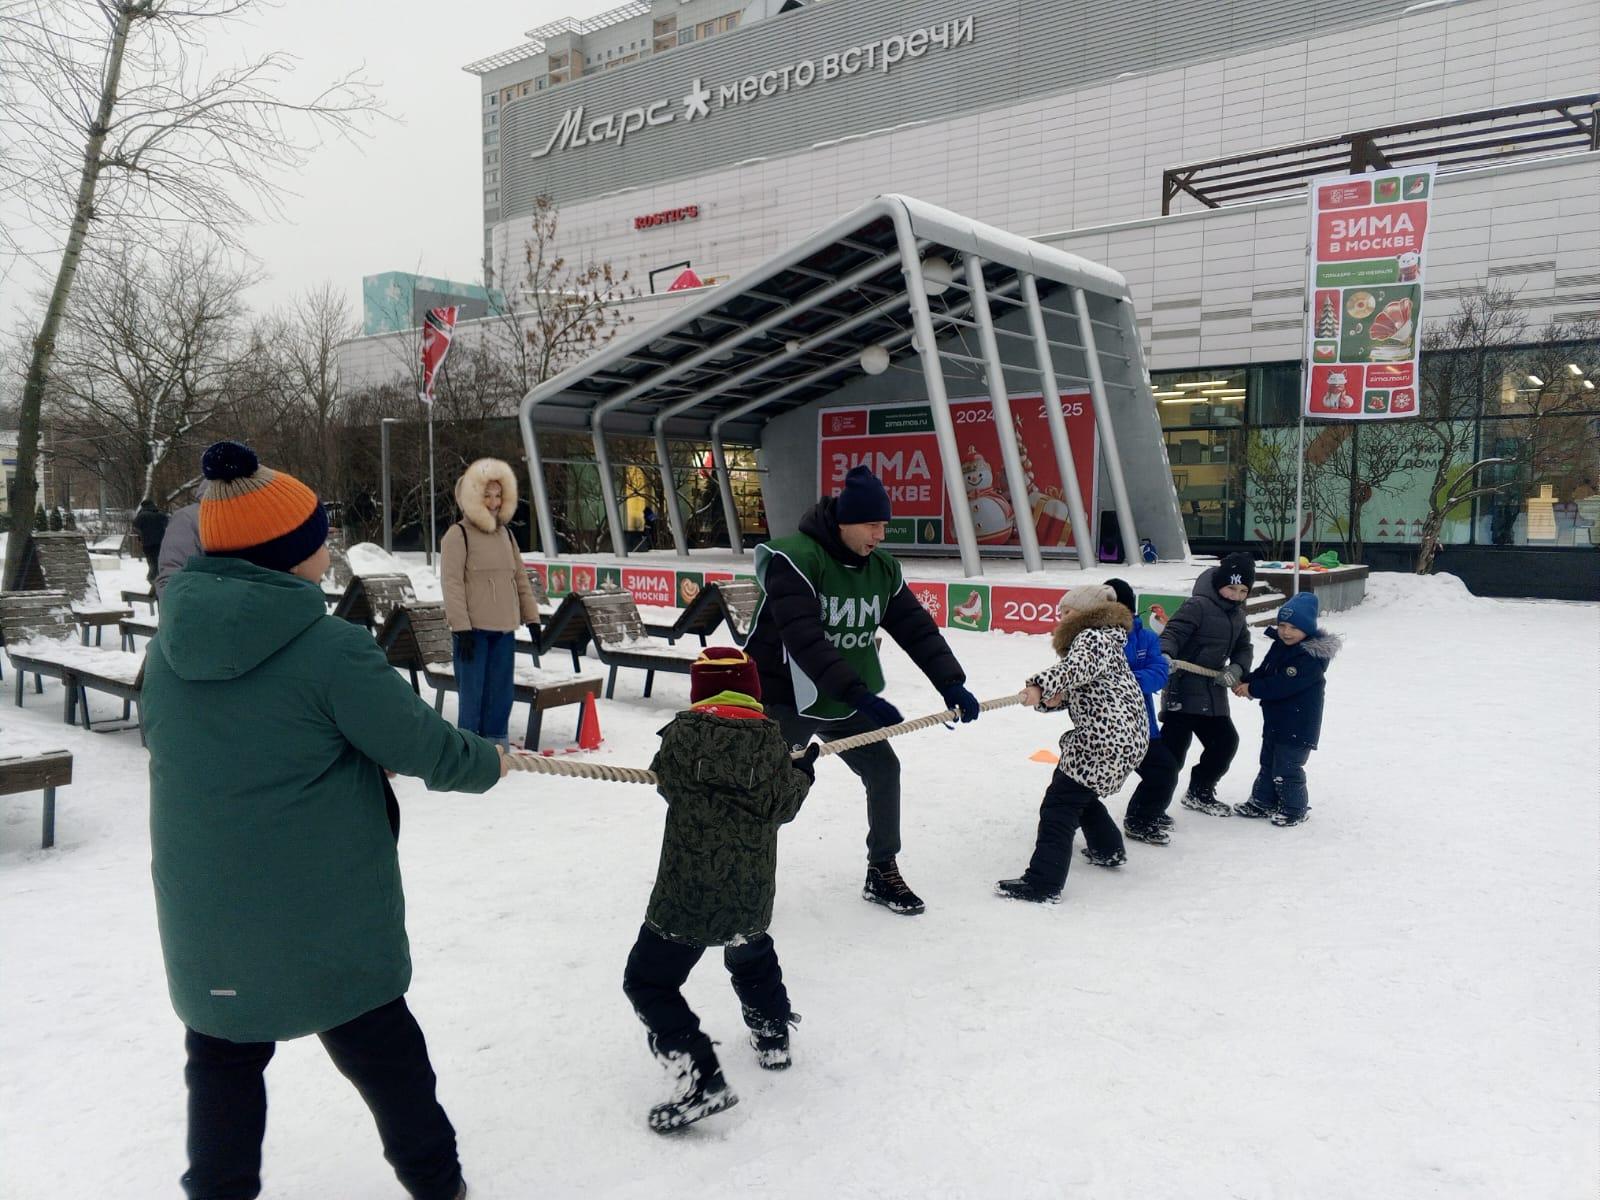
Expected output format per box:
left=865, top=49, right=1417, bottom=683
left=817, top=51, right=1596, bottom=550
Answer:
left=199, top=441, right=329, bottom=574
left=690, top=646, right=760, bottom=704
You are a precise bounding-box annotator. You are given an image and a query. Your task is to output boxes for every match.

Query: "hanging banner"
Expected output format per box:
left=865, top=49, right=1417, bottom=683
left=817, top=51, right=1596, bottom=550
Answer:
left=817, top=394, right=1098, bottom=550
left=1303, top=164, right=1436, bottom=421
left=419, top=306, right=459, bottom=405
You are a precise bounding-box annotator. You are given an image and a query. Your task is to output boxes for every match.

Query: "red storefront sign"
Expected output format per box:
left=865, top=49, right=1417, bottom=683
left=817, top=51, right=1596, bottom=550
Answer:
left=634, top=205, right=700, bottom=230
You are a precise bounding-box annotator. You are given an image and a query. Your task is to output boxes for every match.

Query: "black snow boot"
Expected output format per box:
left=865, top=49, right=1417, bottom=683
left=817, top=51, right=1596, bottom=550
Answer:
left=1271, top=809, right=1311, bottom=828
left=1180, top=784, right=1231, bottom=817
left=1233, top=799, right=1276, bottom=819
left=1124, top=820, right=1170, bottom=846
left=648, top=1036, right=738, bottom=1134
left=995, top=876, right=1061, bottom=904
left=745, top=1010, right=801, bottom=1071
left=1080, top=845, right=1127, bottom=868
left=1154, top=812, right=1174, bottom=828
left=863, top=858, right=926, bottom=915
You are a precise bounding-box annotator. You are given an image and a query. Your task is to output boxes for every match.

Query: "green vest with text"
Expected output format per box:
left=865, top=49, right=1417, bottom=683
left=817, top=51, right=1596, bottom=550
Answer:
left=755, top=534, right=902, bottom=720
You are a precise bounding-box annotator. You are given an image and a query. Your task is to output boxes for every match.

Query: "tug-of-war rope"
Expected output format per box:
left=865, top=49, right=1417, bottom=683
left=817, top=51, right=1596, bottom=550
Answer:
left=501, top=692, right=1031, bottom=786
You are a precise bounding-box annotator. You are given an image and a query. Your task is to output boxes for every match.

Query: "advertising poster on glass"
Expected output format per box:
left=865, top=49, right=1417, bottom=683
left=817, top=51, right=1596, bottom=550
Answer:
left=1304, top=164, right=1437, bottom=421
left=817, top=395, right=1098, bottom=552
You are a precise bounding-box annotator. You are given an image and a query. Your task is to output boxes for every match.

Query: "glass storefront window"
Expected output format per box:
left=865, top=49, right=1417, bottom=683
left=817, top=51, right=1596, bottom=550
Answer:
left=1476, top=414, right=1600, bottom=547
left=1163, top=427, right=1245, bottom=542
left=1151, top=369, right=1247, bottom=430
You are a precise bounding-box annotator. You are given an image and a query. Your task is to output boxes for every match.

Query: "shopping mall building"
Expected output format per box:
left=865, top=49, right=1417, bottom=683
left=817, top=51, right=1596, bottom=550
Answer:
left=403, top=0, right=1600, bottom=595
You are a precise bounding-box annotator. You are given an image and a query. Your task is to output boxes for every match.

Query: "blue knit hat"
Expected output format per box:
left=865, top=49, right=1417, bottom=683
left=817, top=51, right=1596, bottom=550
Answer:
left=833, top=466, right=892, bottom=524
left=1277, top=591, right=1320, bottom=636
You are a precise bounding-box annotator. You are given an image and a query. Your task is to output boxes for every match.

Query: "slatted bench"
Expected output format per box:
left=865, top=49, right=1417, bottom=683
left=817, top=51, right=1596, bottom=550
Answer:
left=0, top=750, right=73, bottom=849
left=16, top=532, right=132, bottom=644
left=0, top=590, right=146, bottom=735
left=528, top=591, right=593, bottom=671
left=121, top=587, right=158, bottom=615
left=120, top=615, right=158, bottom=652
left=387, top=602, right=601, bottom=749
left=642, top=579, right=762, bottom=647
left=580, top=591, right=707, bottom=699
left=333, top=572, right=417, bottom=631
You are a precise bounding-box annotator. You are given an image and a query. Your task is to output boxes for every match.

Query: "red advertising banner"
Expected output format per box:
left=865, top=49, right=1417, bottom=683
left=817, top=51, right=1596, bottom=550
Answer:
left=1304, top=164, right=1436, bottom=421
left=908, top=580, right=948, bottom=626
left=990, top=585, right=1067, bottom=634
left=621, top=567, right=675, bottom=606
left=817, top=395, right=1098, bottom=549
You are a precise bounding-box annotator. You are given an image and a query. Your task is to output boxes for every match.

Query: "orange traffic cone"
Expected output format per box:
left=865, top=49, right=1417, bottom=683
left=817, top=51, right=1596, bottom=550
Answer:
left=577, top=691, right=602, bottom=750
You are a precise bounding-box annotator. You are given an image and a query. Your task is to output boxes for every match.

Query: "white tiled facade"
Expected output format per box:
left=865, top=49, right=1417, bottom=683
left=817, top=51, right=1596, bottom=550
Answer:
left=485, top=0, right=1598, bottom=368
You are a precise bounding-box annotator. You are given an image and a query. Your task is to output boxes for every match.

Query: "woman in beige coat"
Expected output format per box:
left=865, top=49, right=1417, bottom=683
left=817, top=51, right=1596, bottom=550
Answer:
left=440, top=458, right=541, bottom=744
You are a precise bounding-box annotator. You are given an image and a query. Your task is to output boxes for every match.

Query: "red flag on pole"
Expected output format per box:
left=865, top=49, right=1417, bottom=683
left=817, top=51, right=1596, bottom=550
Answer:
left=419, top=306, right=459, bottom=405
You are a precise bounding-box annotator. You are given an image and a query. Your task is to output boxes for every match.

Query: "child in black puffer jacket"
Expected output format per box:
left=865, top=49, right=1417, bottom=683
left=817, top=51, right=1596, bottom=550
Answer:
left=1124, top=552, right=1255, bottom=839
left=1232, top=591, right=1341, bottom=827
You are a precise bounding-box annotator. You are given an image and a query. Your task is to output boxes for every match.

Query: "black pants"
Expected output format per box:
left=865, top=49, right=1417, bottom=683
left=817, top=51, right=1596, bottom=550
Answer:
left=768, top=702, right=901, bottom=862
left=181, top=997, right=461, bottom=1200
left=1023, top=772, right=1124, bottom=892
left=1127, top=713, right=1239, bottom=816
left=1124, top=738, right=1182, bottom=826
left=622, top=924, right=790, bottom=1054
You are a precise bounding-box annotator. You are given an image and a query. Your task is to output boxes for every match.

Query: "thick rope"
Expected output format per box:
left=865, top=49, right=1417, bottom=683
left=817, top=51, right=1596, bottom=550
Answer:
left=1170, top=658, right=1221, bottom=679
left=500, top=691, right=1030, bottom=786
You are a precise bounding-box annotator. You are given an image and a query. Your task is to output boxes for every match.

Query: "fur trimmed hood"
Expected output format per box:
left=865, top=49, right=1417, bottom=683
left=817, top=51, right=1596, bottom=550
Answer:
left=454, top=458, right=519, bottom=533
left=1266, top=625, right=1343, bottom=661
left=1051, top=600, right=1133, bottom=657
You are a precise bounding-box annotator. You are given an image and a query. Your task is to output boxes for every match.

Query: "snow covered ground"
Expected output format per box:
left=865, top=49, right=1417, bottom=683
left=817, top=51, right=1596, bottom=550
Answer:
left=1, top=560, right=1596, bottom=1199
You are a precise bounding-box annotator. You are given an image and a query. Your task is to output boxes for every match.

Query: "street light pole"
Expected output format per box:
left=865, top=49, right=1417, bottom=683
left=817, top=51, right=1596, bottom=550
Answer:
left=380, top=418, right=398, bottom=554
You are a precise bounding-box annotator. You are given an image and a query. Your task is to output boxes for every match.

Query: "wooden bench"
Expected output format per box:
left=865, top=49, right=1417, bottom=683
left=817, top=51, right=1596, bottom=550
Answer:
left=121, top=587, right=158, bottom=615
left=15, top=532, right=132, bottom=644
left=333, top=572, right=417, bottom=631
left=120, top=615, right=158, bottom=652
left=529, top=591, right=593, bottom=671
left=580, top=591, right=707, bottom=699
left=0, top=590, right=146, bottom=735
left=642, top=579, right=762, bottom=647
left=383, top=602, right=602, bottom=749
left=0, top=750, right=73, bottom=849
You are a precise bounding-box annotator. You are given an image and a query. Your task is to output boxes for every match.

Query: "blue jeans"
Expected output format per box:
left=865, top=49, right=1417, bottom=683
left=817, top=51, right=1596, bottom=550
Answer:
left=1248, top=739, right=1312, bottom=817
left=454, top=629, right=515, bottom=743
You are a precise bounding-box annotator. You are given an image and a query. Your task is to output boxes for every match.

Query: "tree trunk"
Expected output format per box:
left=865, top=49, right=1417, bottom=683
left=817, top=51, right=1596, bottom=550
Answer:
left=3, top=6, right=138, bottom=588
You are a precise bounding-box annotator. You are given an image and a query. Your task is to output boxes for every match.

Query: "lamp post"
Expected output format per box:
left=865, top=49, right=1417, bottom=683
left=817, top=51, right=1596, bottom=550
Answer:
left=380, top=418, right=399, bottom=554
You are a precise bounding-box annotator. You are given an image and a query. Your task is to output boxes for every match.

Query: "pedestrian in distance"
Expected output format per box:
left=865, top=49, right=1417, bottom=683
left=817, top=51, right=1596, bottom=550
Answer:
left=1231, top=591, right=1341, bottom=827
left=746, top=465, right=980, bottom=916
left=440, top=458, right=542, bottom=747
left=132, top=498, right=169, bottom=585
left=1123, top=552, right=1256, bottom=840
left=622, top=647, right=818, bottom=1133
left=143, top=440, right=509, bottom=1200
left=998, top=584, right=1149, bottom=903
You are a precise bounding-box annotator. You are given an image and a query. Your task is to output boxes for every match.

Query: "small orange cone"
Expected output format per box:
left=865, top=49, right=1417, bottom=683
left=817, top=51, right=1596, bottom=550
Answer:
left=1029, top=749, right=1060, bottom=764
left=577, top=691, right=603, bottom=750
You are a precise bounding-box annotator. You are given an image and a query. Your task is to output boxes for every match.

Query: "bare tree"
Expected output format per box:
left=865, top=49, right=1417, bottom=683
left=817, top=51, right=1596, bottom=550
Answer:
left=0, top=0, right=379, bottom=584
left=45, top=236, right=254, bottom=505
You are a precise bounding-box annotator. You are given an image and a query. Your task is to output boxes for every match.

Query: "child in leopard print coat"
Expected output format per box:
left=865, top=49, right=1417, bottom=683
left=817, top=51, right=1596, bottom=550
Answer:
left=997, top=585, right=1151, bottom=904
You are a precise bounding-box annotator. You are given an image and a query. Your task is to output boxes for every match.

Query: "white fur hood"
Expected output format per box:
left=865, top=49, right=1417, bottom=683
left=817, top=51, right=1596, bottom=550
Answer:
left=454, top=458, right=519, bottom=533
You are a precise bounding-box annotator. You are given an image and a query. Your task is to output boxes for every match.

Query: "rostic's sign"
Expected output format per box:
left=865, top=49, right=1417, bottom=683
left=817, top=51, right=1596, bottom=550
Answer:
left=634, top=205, right=700, bottom=231
left=531, top=17, right=977, bottom=160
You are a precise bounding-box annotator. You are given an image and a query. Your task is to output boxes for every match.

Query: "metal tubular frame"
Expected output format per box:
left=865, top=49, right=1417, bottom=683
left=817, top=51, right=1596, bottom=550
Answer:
left=1071, top=287, right=1143, bottom=567
left=964, top=253, right=1042, bottom=572
left=1020, top=273, right=1093, bottom=571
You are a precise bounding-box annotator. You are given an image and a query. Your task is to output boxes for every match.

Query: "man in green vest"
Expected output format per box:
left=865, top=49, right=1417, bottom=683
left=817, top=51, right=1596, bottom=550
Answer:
left=748, top=466, right=980, bottom=915
left=143, top=441, right=505, bottom=1200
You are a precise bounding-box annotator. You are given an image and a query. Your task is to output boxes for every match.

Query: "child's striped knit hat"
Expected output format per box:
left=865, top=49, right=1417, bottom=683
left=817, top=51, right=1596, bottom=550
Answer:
left=199, top=441, right=328, bottom=573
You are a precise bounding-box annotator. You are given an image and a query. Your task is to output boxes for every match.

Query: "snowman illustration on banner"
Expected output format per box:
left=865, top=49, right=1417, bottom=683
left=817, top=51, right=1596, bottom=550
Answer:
left=962, top=446, right=1016, bottom=545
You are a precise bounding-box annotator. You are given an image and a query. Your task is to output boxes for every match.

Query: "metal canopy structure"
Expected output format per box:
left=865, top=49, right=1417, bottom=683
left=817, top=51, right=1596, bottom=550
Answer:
left=518, top=194, right=1186, bottom=577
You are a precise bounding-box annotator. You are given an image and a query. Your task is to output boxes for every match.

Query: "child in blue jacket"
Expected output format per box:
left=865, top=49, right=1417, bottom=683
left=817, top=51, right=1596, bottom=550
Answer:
left=1231, top=591, right=1341, bottom=826
left=1106, top=578, right=1176, bottom=844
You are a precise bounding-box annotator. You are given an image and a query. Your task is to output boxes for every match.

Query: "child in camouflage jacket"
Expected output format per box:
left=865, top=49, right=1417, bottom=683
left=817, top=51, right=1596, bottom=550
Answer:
left=622, top=647, right=819, bottom=1133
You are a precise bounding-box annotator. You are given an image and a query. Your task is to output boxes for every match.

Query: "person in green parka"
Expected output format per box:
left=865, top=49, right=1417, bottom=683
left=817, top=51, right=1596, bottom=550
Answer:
left=143, top=441, right=507, bottom=1200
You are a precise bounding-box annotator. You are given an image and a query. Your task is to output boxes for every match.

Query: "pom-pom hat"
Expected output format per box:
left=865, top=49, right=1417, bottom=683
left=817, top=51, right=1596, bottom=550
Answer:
left=199, top=441, right=329, bottom=574
left=690, top=646, right=761, bottom=703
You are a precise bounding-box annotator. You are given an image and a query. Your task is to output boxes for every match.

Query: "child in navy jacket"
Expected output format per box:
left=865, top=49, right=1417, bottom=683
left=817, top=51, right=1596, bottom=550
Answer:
left=1231, top=591, right=1341, bottom=827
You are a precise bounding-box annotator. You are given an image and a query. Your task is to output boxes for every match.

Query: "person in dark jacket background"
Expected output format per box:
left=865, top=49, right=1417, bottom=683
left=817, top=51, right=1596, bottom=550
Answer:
left=132, top=498, right=169, bottom=585
left=1232, top=591, right=1340, bottom=827
left=747, top=466, right=980, bottom=916
left=623, top=648, right=817, bottom=1134
left=1124, top=553, right=1255, bottom=838
left=144, top=441, right=505, bottom=1200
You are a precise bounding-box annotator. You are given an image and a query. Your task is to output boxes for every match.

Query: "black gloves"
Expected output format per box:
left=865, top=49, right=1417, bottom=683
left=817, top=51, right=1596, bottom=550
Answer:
left=940, top=683, right=980, bottom=723
left=453, top=632, right=475, bottom=662
left=792, top=742, right=821, bottom=781
left=853, top=694, right=905, bottom=730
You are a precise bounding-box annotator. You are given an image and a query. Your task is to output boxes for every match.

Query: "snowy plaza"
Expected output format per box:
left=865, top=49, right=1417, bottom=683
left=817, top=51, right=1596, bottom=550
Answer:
left=2, top=548, right=1596, bottom=1197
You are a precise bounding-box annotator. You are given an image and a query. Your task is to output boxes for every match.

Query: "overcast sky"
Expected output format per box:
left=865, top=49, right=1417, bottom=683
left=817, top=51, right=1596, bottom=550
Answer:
left=0, top=0, right=610, bottom=326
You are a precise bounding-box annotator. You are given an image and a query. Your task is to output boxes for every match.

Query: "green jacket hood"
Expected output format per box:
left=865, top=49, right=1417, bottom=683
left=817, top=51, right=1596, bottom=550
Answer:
left=158, top=557, right=328, bottom=681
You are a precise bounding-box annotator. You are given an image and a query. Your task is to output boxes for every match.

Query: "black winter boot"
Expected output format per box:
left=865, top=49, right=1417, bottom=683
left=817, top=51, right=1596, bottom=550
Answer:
left=1181, top=784, right=1231, bottom=817
left=863, top=858, right=926, bottom=914
left=1124, top=820, right=1170, bottom=846
left=995, top=876, right=1061, bottom=904
left=745, top=1010, right=801, bottom=1070
left=648, top=1035, right=738, bottom=1133
left=1080, top=845, right=1127, bottom=868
